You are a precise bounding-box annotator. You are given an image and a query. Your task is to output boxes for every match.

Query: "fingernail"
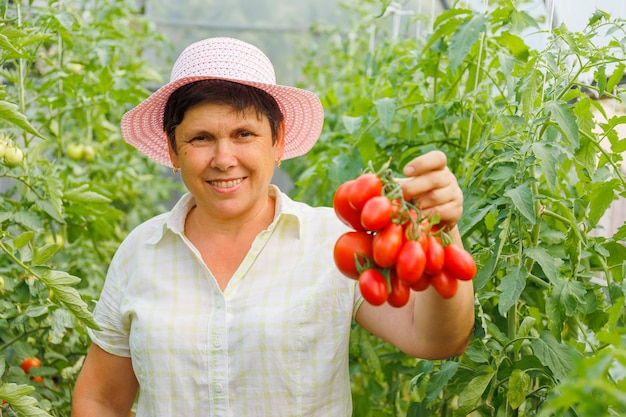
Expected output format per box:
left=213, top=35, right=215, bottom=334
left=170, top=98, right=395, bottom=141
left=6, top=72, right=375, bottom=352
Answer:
left=404, top=165, right=415, bottom=176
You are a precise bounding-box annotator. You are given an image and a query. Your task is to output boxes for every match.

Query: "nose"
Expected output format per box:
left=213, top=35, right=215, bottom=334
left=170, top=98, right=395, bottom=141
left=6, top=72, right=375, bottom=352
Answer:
left=210, top=138, right=236, bottom=171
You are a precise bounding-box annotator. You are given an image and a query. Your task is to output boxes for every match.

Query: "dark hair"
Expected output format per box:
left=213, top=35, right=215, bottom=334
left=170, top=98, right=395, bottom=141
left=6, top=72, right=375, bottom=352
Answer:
left=163, top=79, right=284, bottom=152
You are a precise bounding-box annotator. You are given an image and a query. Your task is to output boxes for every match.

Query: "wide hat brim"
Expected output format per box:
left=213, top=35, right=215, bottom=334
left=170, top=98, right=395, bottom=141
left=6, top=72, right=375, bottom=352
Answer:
left=120, top=37, right=325, bottom=168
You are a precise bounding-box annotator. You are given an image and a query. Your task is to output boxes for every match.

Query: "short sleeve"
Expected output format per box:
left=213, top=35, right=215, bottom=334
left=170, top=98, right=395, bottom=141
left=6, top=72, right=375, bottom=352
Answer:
left=87, top=258, right=132, bottom=357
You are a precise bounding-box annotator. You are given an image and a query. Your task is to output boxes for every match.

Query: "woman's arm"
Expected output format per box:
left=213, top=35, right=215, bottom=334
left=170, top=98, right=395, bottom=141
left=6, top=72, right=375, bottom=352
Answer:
left=71, top=343, right=139, bottom=417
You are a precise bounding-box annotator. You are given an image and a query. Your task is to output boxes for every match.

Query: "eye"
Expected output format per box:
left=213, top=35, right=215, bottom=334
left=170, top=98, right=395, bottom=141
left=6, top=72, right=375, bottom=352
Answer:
left=190, top=135, right=210, bottom=142
left=238, top=130, right=253, bottom=138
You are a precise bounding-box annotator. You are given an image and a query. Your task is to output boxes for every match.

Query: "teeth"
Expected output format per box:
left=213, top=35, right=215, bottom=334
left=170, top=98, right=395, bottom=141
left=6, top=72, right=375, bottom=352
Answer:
left=211, top=178, right=242, bottom=188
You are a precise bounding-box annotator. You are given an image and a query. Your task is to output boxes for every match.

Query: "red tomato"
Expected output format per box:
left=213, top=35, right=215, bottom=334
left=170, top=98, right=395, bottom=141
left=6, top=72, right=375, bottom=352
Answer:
left=333, top=180, right=365, bottom=231
left=333, top=231, right=374, bottom=279
left=358, top=269, right=388, bottom=306
left=395, top=240, right=426, bottom=285
left=444, top=244, right=477, bottom=281
left=387, top=271, right=411, bottom=307
left=430, top=270, right=458, bottom=299
left=30, top=376, right=43, bottom=384
left=361, top=195, right=392, bottom=231
left=349, top=173, right=383, bottom=211
left=20, top=357, right=41, bottom=374
left=424, top=235, right=445, bottom=275
left=372, top=223, right=404, bottom=268
left=410, top=273, right=431, bottom=291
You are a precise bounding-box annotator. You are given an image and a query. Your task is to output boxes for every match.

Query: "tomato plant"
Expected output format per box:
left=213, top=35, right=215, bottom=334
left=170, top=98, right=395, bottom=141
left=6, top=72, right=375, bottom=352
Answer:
left=0, top=0, right=180, bottom=414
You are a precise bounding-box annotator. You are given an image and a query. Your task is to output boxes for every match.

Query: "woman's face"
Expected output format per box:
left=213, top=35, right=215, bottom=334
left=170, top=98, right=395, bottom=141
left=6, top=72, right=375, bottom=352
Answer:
left=168, top=101, right=284, bottom=222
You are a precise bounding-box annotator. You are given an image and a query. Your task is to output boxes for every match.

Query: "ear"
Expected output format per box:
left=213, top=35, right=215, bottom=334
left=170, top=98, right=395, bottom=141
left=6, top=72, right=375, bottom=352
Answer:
left=167, top=136, right=180, bottom=169
left=274, top=120, right=286, bottom=160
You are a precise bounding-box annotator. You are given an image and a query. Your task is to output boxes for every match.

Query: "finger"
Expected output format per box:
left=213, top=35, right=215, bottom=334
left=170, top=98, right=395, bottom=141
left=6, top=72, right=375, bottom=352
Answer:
left=403, top=150, right=447, bottom=177
left=400, top=166, right=456, bottom=201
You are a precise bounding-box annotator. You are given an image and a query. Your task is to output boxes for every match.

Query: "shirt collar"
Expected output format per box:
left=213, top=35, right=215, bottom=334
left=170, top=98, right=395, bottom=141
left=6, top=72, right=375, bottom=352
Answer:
left=145, top=185, right=302, bottom=245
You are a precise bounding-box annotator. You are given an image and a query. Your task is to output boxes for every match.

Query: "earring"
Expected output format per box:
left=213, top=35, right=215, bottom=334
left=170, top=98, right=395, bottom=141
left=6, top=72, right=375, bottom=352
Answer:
left=275, top=159, right=281, bottom=168
left=173, top=167, right=180, bottom=174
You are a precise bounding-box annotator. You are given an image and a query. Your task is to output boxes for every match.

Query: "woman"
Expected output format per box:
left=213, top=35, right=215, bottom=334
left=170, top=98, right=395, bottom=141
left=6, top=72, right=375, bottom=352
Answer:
left=71, top=37, right=474, bottom=416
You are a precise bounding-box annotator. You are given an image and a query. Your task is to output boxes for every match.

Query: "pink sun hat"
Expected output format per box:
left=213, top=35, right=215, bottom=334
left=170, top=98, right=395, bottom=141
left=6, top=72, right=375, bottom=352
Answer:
left=120, top=37, right=325, bottom=167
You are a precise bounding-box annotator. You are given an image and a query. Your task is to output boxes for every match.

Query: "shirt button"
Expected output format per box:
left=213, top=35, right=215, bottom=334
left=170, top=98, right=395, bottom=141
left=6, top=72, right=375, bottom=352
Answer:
left=213, top=338, right=222, bottom=348
left=215, top=383, right=223, bottom=393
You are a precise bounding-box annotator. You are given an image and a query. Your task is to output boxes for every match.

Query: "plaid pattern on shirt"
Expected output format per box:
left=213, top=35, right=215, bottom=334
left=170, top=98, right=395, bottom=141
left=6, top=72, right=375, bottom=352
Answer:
left=88, top=186, right=363, bottom=416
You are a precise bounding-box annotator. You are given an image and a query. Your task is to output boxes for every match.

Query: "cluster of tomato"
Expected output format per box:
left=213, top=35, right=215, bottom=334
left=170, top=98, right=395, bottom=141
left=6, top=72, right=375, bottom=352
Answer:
left=332, top=165, right=476, bottom=307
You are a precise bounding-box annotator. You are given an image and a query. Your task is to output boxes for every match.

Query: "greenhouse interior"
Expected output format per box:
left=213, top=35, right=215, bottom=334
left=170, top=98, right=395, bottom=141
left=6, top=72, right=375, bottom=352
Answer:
left=1, top=0, right=625, bottom=416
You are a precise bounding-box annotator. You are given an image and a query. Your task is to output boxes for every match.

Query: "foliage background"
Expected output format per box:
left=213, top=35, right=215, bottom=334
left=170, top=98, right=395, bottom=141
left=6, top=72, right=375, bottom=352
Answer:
left=0, top=0, right=181, bottom=415
left=1, top=0, right=625, bottom=416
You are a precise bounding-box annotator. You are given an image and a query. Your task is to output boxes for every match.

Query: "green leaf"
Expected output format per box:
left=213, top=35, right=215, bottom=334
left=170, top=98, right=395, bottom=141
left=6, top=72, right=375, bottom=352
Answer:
left=530, top=331, right=578, bottom=381
left=606, top=63, right=625, bottom=92
left=374, top=97, right=396, bottom=131
left=33, top=267, right=99, bottom=330
left=25, top=305, right=49, bottom=318
left=545, top=101, right=580, bottom=148
left=504, top=184, right=536, bottom=224
left=551, top=279, right=587, bottom=316
left=425, top=361, right=460, bottom=402
left=525, top=246, right=563, bottom=285
left=32, top=244, right=59, bottom=265
left=507, top=369, right=531, bottom=409
left=64, top=189, right=111, bottom=204
left=497, top=32, right=529, bottom=61
left=342, top=115, right=363, bottom=136
left=531, top=142, right=558, bottom=191
left=497, top=265, right=526, bottom=316
left=448, top=14, right=487, bottom=72
left=13, top=231, right=34, bottom=249
left=0, top=100, right=42, bottom=137
left=457, top=369, right=495, bottom=414
left=588, top=179, right=618, bottom=227
left=0, top=382, right=51, bottom=417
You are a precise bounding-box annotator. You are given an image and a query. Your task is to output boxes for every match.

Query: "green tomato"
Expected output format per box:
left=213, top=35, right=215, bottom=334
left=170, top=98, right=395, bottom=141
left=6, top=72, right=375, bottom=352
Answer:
left=83, top=145, right=96, bottom=161
left=0, top=141, right=6, bottom=159
left=0, top=275, right=4, bottom=292
left=4, top=146, right=23, bottom=167
left=67, top=143, right=84, bottom=160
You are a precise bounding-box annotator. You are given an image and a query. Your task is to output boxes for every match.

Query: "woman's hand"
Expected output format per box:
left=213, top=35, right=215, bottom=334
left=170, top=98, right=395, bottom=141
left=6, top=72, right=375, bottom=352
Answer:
left=399, top=150, right=463, bottom=229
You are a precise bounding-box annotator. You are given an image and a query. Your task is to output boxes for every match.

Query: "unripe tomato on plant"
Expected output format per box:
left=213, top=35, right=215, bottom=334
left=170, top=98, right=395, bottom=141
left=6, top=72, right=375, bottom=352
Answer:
left=348, top=173, right=382, bottom=211
left=83, top=144, right=96, bottom=161
left=358, top=268, right=388, bottom=306
left=333, top=231, right=374, bottom=279
left=0, top=275, right=4, bottom=292
left=4, top=146, right=23, bottom=167
left=333, top=180, right=365, bottom=231
left=67, top=143, right=84, bottom=160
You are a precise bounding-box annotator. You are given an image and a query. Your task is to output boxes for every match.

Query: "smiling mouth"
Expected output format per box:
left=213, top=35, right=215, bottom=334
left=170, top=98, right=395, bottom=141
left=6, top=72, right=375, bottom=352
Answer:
left=208, top=178, right=244, bottom=188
